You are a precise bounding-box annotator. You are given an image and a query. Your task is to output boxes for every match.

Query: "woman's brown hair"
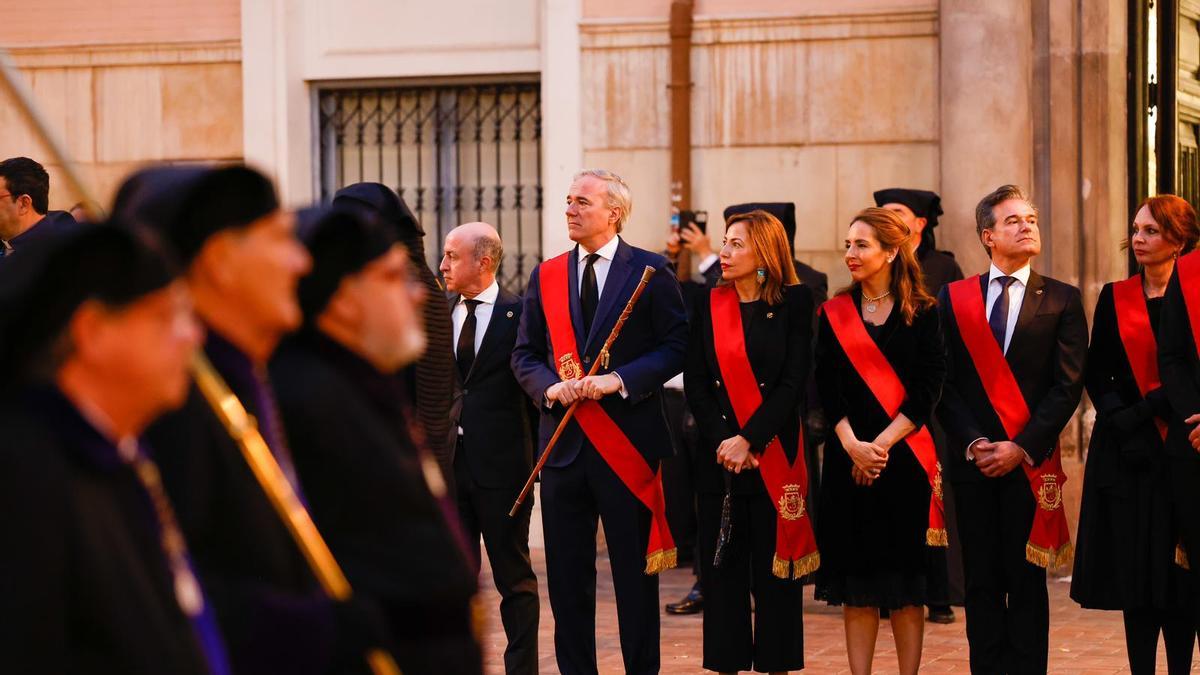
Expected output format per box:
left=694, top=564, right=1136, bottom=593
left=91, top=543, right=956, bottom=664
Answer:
left=838, top=207, right=937, bottom=325
left=718, top=209, right=799, bottom=305
left=1124, top=194, right=1200, bottom=254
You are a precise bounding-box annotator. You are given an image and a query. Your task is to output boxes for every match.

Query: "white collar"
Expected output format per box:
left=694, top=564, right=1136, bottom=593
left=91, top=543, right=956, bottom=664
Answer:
left=578, top=234, right=621, bottom=263
left=460, top=279, right=499, bottom=305
left=988, top=261, right=1031, bottom=286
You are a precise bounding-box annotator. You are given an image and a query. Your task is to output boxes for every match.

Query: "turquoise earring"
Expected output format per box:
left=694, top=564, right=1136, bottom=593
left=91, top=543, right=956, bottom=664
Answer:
left=756, top=268, right=766, bottom=284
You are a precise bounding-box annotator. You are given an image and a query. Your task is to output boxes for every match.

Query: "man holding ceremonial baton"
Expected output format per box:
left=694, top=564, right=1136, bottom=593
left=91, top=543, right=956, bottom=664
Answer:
left=511, top=169, right=689, bottom=675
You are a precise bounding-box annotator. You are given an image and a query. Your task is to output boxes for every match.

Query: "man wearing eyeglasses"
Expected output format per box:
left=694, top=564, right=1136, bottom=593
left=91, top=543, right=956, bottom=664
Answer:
left=0, top=156, right=77, bottom=255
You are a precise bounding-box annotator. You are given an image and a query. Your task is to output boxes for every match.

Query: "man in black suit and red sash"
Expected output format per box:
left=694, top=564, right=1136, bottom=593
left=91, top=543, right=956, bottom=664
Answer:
left=937, top=184, right=1087, bottom=673
left=512, top=169, right=689, bottom=674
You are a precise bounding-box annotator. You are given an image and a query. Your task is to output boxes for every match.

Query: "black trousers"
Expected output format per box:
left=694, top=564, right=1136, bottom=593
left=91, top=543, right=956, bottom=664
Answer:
left=698, top=490, right=804, bottom=673
left=1122, top=607, right=1197, bottom=674
left=454, top=445, right=539, bottom=675
left=540, top=442, right=660, bottom=675
left=661, top=388, right=700, bottom=574
left=954, top=471, right=1048, bottom=675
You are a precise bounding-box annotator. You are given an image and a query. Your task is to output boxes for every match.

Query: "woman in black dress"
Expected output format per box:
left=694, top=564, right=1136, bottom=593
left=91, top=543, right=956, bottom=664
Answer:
left=685, top=209, right=815, bottom=674
left=815, top=207, right=945, bottom=675
left=1071, top=194, right=1199, bottom=673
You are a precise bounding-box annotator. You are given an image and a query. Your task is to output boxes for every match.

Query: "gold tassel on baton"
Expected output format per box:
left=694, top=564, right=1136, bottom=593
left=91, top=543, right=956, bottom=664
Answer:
left=509, top=264, right=657, bottom=517
left=0, top=48, right=400, bottom=675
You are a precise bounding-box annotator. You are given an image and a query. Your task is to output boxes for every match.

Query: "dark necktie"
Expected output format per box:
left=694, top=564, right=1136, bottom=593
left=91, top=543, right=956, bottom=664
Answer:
left=456, top=299, right=481, bottom=380
left=582, top=253, right=600, bottom=335
left=989, top=275, right=1017, bottom=352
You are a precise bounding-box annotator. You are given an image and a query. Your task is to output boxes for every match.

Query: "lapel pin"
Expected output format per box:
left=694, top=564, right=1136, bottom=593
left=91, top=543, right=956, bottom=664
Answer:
left=766, top=312, right=775, bottom=319
left=507, top=310, right=514, bottom=318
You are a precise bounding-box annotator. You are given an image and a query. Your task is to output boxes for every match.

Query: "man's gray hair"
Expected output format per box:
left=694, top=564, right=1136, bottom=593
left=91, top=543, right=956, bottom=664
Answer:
left=574, top=168, right=633, bottom=232
left=473, top=232, right=503, bottom=273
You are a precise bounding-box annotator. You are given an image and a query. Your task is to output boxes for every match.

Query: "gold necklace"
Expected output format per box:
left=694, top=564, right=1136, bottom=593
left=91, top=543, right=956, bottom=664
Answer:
left=863, top=289, right=891, bottom=313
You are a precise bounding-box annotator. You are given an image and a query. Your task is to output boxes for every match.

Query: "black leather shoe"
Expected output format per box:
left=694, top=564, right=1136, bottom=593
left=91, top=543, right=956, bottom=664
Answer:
left=665, top=586, right=703, bottom=615
left=927, top=605, right=956, bottom=624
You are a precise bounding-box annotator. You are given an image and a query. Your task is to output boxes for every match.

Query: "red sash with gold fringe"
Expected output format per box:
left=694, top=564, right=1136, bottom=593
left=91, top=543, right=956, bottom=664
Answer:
left=1112, top=275, right=1168, bottom=441
left=538, top=252, right=676, bottom=574
left=709, top=286, right=820, bottom=578
left=947, top=276, right=1072, bottom=568
left=822, top=294, right=948, bottom=547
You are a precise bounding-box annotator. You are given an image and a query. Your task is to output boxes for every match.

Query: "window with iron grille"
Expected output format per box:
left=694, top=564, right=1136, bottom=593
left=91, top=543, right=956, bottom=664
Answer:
left=317, top=81, right=543, bottom=293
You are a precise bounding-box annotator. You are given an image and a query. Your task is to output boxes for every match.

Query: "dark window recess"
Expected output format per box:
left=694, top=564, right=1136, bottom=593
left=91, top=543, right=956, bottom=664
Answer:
left=318, top=82, right=543, bottom=293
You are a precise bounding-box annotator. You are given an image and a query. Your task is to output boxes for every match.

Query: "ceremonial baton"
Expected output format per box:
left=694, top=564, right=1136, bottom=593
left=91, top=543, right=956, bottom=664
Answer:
left=0, top=49, right=400, bottom=675
left=192, top=354, right=402, bottom=675
left=509, top=264, right=657, bottom=517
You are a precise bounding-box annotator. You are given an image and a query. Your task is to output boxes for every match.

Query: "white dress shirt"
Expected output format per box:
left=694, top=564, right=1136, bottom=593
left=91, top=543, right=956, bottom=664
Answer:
left=984, top=261, right=1031, bottom=355
left=451, top=279, right=499, bottom=358
left=698, top=253, right=718, bottom=276
left=968, top=261, right=1034, bottom=464
left=577, top=234, right=621, bottom=299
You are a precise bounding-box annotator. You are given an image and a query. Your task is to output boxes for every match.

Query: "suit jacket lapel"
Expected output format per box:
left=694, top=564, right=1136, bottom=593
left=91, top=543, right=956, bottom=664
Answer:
left=585, top=239, right=634, bottom=351
left=1005, top=270, right=1045, bottom=367
left=469, top=291, right=517, bottom=382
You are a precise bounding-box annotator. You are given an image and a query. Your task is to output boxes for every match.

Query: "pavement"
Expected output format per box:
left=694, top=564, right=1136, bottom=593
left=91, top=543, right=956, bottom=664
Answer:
left=476, top=496, right=1195, bottom=674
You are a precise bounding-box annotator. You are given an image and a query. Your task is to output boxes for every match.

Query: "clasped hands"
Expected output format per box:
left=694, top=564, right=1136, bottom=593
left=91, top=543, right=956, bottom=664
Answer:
left=1186, top=413, right=1200, bottom=452
left=969, top=439, right=1027, bottom=477
left=716, top=435, right=758, bottom=473
left=545, top=374, right=621, bottom=405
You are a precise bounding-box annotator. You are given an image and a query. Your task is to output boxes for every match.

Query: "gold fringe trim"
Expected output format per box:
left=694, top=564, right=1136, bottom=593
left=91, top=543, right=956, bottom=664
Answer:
left=792, top=551, right=821, bottom=579
left=1176, top=542, right=1191, bottom=570
left=644, top=547, right=677, bottom=575
left=1026, top=541, right=1074, bottom=570
left=771, top=551, right=822, bottom=580
left=926, top=528, right=949, bottom=548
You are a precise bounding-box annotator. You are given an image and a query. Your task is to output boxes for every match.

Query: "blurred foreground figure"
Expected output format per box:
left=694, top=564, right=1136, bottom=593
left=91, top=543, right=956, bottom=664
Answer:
left=333, top=183, right=457, bottom=491
left=114, top=166, right=392, bottom=674
left=270, top=207, right=482, bottom=675
left=0, top=224, right=227, bottom=674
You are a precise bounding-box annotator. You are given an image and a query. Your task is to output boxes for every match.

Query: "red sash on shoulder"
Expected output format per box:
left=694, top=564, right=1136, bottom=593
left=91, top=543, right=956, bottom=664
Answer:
left=538, top=252, right=676, bottom=574
left=1112, top=275, right=1167, bottom=440
left=1178, top=251, right=1200, bottom=360
left=709, top=286, right=821, bottom=578
left=947, top=276, right=1072, bottom=568
left=822, top=294, right=948, bottom=547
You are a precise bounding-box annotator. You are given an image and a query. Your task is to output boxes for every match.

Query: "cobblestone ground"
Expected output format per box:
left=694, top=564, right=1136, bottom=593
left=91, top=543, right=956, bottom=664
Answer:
left=477, top=501, right=1195, bottom=674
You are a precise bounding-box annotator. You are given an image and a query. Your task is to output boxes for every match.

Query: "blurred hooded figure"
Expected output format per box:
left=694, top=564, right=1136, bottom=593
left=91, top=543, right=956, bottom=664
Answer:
left=112, top=165, right=393, bottom=675
left=332, top=183, right=458, bottom=492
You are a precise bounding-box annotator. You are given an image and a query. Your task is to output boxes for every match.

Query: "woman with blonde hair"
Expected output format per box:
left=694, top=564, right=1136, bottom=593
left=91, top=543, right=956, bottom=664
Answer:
left=814, top=207, right=946, bottom=675
left=685, top=209, right=817, bottom=674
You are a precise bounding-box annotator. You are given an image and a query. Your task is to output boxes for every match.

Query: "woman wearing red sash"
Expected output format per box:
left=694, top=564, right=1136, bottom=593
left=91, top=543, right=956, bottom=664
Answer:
left=814, top=207, right=944, bottom=675
left=1071, top=195, right=1199, bottom=673
left=684, top=209, right=816, bottom=674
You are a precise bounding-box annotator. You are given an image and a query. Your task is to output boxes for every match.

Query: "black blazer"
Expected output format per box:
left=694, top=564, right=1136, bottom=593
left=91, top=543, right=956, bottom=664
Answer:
left=0, top=388, right=212, bottom=675
left=512, top=238, right=689, bottom=467
left=270, top=332, right=481, bottom=675
left=684, top=284, right=815, bottom=494
left=937, top=271, right=1088, bottom=481
left=918, top=247, right=964, bottom=296
left=448, top=287, right=535, bottom=489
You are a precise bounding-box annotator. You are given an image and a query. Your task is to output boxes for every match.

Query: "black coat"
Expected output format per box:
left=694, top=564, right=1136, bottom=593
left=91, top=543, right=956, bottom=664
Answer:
left=0, top=388, right=213, bottom=675
left=448, top=287, right=535, bottom=489
left=917, top=246, right=964, bottom=297
left=1159, top=261, right=1200, bottom=458
left=684, top=284, right=814, bottom=495
left=814, top=294, right=946, bottom=576
left=937, top=271, right=1089, bottom=481
left=270, top=332, right=482, bottom=675
left=145, top=334, right=354, bottom=675
left=1071, top=283, right=1191, bottom=611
